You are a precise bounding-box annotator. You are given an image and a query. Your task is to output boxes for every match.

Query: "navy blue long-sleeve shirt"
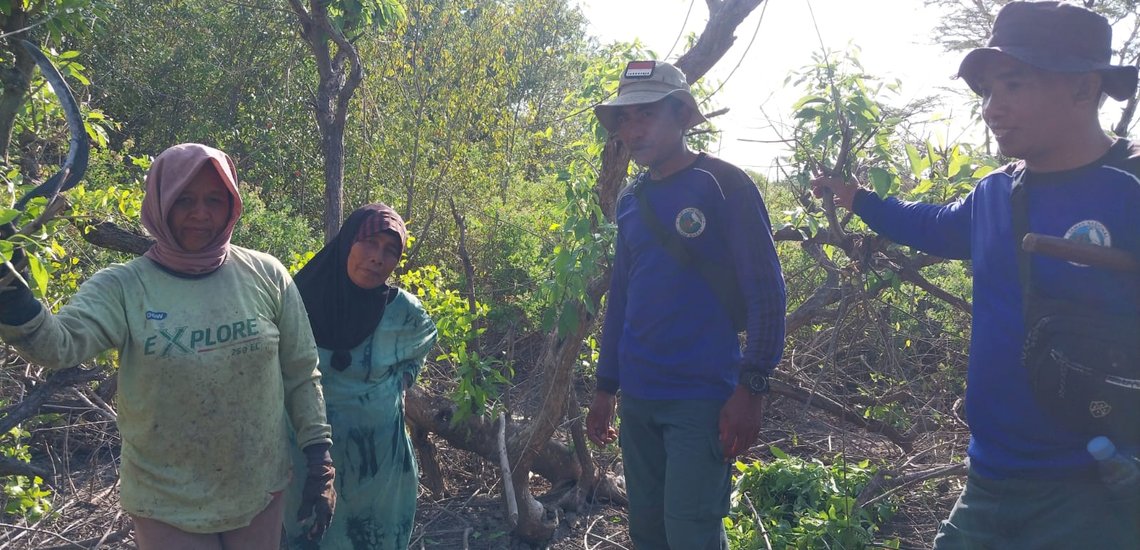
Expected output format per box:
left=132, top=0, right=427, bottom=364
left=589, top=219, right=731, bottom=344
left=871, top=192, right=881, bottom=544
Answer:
left=854, top=139, right=1140, bottom=479
left=597, top=153, right=786, bottom=401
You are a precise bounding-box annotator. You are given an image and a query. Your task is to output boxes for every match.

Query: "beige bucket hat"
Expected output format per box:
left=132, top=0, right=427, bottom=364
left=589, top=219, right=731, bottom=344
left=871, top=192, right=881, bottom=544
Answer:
left=594, top=60, right=709, bottom=133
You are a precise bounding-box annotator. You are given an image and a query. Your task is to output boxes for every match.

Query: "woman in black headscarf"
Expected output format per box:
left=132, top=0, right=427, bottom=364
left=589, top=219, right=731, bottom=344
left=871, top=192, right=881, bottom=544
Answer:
left=283, top=204, right=437, bottom=549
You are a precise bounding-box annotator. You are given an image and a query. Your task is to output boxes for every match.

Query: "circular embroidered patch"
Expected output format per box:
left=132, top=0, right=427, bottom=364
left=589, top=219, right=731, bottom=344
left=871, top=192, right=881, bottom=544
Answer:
left=1063, top=220, right=1111, bottom=267
left=1089, top=400, right=1112, bottom=418
left=675, top=207, right=706, bottom=238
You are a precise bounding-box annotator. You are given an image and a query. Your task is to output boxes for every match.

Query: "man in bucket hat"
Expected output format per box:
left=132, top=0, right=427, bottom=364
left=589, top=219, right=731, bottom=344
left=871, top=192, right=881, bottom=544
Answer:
left=813, top=2, right=1140, bottom=547
left=587, top=59, right=786, bottom=549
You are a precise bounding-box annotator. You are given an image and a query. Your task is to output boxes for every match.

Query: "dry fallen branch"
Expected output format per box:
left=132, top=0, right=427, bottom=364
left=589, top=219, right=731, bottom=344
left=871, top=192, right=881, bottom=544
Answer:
left=0, top=365, right=105, bottom=436
left=0, top=455, right=50, bottom=479
left=770, top=378, right=913, bottom=452
left=856, top=461, right=967, bottom=509
left=37, top=527, right=131, bottom=550
left=497, top=412, right=518, bottom=529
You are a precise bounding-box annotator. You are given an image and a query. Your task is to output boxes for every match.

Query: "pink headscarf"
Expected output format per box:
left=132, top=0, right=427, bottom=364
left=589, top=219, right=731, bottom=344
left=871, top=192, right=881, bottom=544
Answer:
left=141, top=143, right=243, bottom=274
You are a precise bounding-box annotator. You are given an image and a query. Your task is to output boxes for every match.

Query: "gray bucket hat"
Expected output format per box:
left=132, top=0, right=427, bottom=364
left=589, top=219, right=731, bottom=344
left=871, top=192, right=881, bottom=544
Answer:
left=957, top=1, right=1139, bottom=101
left=594, top=60, right=709, bottom=133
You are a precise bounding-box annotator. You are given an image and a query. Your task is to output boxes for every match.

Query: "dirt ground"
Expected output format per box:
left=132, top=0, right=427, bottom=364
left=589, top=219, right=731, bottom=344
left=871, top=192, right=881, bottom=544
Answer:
left=0, top=392, right=965, bottom=550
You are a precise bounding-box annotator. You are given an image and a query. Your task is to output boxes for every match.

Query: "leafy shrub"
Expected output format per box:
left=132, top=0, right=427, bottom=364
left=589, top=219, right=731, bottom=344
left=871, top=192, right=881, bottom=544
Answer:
left=1, top=427, right=52, bottom=521
left=400, top=266, right=509, bottom=423
left=727, top=447, right=898, bottom=550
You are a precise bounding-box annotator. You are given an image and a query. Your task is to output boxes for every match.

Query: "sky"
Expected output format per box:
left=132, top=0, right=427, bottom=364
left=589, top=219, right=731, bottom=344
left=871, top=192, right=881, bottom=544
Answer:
left=577, top=0, right=980, bottom=179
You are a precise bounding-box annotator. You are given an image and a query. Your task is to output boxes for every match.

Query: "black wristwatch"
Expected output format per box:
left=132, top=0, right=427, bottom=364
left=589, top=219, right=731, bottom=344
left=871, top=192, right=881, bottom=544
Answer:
left=740, top=369, right=770, bottom=396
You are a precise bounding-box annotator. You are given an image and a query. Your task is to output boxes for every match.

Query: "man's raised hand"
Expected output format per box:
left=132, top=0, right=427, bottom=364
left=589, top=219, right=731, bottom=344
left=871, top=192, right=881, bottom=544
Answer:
left=810, top=175, right=860, bottom=211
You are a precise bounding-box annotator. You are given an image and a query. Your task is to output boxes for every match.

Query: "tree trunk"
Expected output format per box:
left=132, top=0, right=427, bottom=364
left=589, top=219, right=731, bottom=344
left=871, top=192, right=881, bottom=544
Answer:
left=404, top=388, right=581, bottom=487
left=288, top=0, right=365, bottom=242
left=321, top=122, right=346, bottom=240
left=0, top=9, right=34, bottom=160
left=409, top=424, right=446, bottom=498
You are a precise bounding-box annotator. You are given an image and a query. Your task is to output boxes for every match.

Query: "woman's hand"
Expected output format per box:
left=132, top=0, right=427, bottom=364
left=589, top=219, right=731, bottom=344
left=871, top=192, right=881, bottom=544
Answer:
left=297, top=444, right=337, bottom=540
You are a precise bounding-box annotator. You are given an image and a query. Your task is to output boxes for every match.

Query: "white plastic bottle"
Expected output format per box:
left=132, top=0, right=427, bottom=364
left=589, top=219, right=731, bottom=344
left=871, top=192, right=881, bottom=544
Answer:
left=1087, top=436, right=1140, bottom=492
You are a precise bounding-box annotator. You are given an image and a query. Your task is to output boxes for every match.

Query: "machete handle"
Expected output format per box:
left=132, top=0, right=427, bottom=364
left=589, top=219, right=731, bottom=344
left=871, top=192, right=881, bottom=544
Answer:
left=1022, top=233, right=1140, bottom=274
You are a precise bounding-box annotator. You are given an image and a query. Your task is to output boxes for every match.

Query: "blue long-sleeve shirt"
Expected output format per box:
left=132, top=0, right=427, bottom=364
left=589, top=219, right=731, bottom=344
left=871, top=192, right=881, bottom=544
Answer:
left=854, top=139, right=1140, bottom=479
left=597, top=153, right=786, bottom=400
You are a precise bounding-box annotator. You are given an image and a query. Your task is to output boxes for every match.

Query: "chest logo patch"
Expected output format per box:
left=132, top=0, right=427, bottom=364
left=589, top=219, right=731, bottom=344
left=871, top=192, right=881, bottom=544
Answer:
left=1063, top=220, right=1111, bottom=267
left=675, top=207, right=706, bottom=238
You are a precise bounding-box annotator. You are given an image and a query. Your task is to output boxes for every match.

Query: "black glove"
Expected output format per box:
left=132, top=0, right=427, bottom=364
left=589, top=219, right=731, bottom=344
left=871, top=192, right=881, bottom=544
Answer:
left=297, top=443, right=336, bottom=541
left=0, top=223, right=38, bottom=326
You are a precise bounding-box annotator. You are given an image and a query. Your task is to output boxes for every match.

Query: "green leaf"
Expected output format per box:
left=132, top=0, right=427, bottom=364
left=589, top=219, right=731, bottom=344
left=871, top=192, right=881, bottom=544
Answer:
left=557, top=305, right=579, bottom=336
left=947, top=146, right=965, bottom=177
left=792, top=95, right=829, bottom=109
left=866, top=167, right=892, bottom=197
left=794, top=107, right=822, bottom=120
left=806, top=214, right=819, bottom=237
left=0, top=209, right=20, bottom=225
left=905, top=144, right=927, bottom=179
left=769, top=445, right=788, bottom=459
left=971, top=165, right=995, bottom=179
left=27, top=255, right=47, bottom=297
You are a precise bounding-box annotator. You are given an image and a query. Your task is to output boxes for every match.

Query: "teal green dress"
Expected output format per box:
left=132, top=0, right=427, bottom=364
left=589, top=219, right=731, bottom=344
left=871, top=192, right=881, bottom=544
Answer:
left=284, top=288, right=437, bottom=549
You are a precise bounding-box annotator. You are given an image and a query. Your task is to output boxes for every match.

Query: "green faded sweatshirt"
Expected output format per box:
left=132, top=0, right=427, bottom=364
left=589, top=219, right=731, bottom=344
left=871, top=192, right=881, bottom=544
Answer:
left=0, top=246, right=331, bottom=533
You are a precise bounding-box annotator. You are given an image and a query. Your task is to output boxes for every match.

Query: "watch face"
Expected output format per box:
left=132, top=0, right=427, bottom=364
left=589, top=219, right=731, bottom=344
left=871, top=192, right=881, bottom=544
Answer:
left=745, top=371, right=769, bottom=394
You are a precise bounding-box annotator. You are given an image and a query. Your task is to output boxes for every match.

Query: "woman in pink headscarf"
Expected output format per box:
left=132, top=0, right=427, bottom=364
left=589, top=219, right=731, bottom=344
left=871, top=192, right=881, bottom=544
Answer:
left=0, top=144, right=336, bottom=549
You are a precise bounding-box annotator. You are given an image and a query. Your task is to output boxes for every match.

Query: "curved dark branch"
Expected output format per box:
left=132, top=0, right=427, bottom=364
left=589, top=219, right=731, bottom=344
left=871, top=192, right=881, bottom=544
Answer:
left=0, top=364, right=105, bottom=436
left=0, top=455, right=51, bottom=479
left=75, top=220, right=153, bottom=256
left=14, top=40, right=89, bottom=211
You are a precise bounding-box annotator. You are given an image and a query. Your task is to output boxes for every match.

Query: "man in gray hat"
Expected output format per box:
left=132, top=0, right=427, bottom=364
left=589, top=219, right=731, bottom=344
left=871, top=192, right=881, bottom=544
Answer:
left=586, top=59, right=786, bottom=549
left=813, top=2, right=1140, bottom=547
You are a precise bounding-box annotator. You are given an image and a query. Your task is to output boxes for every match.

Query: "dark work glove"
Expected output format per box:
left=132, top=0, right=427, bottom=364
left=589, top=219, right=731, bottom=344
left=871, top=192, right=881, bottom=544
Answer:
left=0, top=223, right=38, bottom=326
left=297, top=443, right=336, bottom=541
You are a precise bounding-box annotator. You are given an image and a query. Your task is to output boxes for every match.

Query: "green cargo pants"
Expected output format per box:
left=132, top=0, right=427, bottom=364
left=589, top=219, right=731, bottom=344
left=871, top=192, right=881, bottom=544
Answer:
left=933, top=466, right=1140, bottom=549
left=619, top=396, right=731, bottom=550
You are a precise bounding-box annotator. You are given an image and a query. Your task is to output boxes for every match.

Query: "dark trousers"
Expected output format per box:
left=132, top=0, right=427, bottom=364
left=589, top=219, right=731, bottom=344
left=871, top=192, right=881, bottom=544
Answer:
left=933, top=466, right=1140, bottom=549
left=619, top=396, right=731, bottom=550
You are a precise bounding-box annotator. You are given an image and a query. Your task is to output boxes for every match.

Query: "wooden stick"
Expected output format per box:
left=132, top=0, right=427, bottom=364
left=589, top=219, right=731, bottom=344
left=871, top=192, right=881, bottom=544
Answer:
left=1022, top=233, right=1140, bottom=273
left=497, top=412, right=518, bottom=528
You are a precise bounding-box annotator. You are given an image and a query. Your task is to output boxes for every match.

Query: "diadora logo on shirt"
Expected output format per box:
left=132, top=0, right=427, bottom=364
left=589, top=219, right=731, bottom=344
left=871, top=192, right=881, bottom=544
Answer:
left=143, top=318, right=262, bottom=357
left=1064, top=220, right=1111, bottom=267
left=675, top=207, right=706, bottom=238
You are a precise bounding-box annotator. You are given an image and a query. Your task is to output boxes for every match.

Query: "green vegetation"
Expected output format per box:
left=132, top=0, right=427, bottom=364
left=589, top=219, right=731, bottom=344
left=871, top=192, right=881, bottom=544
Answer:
left=0, top=0, right=1131, bottom=546
left=727, top=447, right=898, bottom=549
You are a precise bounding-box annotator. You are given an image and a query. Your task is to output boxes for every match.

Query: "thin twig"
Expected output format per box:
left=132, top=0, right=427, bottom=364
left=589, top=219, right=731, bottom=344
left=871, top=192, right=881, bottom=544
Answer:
left=0, top=523, right=81, bottom=547
left=742, top=493, right=773, bottom=550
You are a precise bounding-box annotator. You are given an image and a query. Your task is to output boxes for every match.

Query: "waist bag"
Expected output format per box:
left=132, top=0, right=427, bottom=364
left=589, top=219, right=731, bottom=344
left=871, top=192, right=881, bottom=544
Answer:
left=1012, top=171, right=1140, bottom=444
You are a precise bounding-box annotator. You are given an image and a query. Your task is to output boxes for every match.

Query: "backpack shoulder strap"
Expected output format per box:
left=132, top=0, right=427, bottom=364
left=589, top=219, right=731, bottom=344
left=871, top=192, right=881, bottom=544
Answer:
left=632, top=173, right=746, bottom=330
left=633, top=176, right=693, bottom=265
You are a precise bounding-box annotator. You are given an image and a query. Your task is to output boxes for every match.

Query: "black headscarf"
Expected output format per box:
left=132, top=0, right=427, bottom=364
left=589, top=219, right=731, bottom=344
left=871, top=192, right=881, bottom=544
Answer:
left=294, top=204, right=408, bottom=370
